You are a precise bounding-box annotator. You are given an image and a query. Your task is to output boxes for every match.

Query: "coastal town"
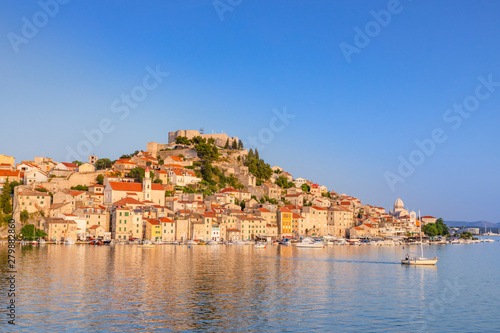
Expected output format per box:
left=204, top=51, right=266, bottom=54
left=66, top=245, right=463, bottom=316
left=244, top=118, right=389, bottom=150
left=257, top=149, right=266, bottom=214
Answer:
left=0, top=129, right=444, bottom=244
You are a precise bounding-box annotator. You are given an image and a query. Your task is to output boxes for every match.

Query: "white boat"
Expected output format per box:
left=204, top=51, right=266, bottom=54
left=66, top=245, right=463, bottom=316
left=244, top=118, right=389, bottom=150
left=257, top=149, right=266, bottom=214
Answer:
left=296, top=237, right=324, bottom=248
left=401, top=257, right=438, bottom=265
left=401, top=211, right=438, bottom=265
left=186, top=240, right=198, bottom=245
left=255, top=242, right=266, bottom=248
left=64, top=238, right=75, bottom=245
left=37, top=238, right=46, bottom=245
left=138, top=240, right=155, bottom=248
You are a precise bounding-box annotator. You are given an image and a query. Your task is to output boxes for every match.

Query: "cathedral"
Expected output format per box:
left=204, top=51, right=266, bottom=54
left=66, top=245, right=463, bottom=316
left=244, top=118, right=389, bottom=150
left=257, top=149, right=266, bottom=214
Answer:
left=390, top=198, right=417, bottom=223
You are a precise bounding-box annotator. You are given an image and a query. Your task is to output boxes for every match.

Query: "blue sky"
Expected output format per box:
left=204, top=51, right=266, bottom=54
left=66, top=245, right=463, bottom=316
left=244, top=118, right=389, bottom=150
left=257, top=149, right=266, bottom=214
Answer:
left=1, top=0, right=500, bottom=221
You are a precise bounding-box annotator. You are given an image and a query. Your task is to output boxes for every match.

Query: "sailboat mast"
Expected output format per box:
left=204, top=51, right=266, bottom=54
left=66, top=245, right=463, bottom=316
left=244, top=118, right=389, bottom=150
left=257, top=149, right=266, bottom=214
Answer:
left=419, top=210, right=423, bottom=258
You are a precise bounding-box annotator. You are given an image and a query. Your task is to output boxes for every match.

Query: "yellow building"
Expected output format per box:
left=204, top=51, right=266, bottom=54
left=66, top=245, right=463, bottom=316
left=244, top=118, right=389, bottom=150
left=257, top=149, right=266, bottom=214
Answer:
left=0, top=155, right=15, bottom=167
left=278, top=207, right=293, bottom=238
left=145, top=218, right=162, bottom=241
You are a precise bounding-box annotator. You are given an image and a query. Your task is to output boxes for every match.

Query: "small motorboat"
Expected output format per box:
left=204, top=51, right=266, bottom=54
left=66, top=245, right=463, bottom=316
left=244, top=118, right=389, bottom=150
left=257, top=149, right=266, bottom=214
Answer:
left=255, top=242, right=266, bottom=248
left=138, top=240, right=155, bottom=248
left=64, top=238, right=75, bottom=245
left=295, top=237, right=324, bottom=248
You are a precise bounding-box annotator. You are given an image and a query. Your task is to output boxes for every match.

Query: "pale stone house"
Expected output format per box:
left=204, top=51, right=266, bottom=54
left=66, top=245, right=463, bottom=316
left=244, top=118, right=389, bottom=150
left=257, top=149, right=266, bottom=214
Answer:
left=327, top=206, right=354, bottom=238
left=78, top=163, right=95, bottom=173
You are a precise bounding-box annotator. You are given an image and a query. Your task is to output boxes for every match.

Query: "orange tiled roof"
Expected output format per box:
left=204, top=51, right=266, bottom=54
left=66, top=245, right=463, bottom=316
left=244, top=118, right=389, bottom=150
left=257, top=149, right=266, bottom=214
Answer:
left=113, top=197, right=144, bottom=206
left=0, top=170, right=20, bottom=177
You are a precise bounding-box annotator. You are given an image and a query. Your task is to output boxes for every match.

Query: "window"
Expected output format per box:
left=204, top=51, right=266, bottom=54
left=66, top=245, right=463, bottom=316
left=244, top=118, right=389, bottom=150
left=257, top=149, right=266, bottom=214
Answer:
left=41, top=201, right=43, bottom=205
left=119, top=227, right=122, bottom=231
left=119, top=212, right=122, bottom=216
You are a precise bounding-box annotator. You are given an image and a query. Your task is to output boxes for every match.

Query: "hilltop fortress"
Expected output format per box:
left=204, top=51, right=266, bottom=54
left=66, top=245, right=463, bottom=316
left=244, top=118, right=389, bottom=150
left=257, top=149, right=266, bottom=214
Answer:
left=147, top=130, right=239, bottom=156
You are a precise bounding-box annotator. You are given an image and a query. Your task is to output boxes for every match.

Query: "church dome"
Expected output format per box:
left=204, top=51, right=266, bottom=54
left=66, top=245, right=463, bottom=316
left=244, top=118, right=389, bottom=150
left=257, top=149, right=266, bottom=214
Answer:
left=394, top=198, right=404, bottom=209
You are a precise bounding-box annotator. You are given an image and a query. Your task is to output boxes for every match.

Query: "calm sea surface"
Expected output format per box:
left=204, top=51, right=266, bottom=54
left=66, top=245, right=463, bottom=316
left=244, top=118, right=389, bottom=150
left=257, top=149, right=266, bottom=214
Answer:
left=1, top=240, right=499, bottom=332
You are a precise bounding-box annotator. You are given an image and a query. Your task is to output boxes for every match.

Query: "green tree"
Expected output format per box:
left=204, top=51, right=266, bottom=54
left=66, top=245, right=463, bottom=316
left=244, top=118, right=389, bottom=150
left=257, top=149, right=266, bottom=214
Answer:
left=255, top=148, right=260, bottom=160
left=231, top=140, right=238, bottom=149
left=8, top=180, right=23, bottom=195
left=20, top=224, right=47, bottom=241
left=128, top=167, right=146, bottom=182
left=96, top=174, right=104, bottom=185
left=175, top=136, right=192, bottom=145
left=224, top=139, right=229, bottom=149
left=195, top=141, right=220, bottom=162
left=240, top=200, right=246, bottom=210
left=248, top=149, right=254, bottom=160
left=72, top=160, right=83, bottom=166
left=20, top=209, right=29, bottom=223
left=301, top=184, right=310, bottom=192
left=154, top=179, right=163, bottom=184
left=1, top=178, right=12, bottom=214
left=276, top=175, right=292, bottom=189
left=238, top=139, right=243, bottom=149
left=422, top=223, right=438, bottom=237
left=71, top=185, right=89, bottom=191
left=435, top=218, right=449, bottom=236
left=95, top=158, right=112, bottom=170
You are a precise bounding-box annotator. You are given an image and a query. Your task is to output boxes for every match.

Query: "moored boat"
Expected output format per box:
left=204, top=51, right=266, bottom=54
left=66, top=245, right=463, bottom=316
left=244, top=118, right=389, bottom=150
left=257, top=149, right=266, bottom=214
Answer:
left=64, top=238, right=75, bottom=245
left=295, top=237, right=324, bottom=248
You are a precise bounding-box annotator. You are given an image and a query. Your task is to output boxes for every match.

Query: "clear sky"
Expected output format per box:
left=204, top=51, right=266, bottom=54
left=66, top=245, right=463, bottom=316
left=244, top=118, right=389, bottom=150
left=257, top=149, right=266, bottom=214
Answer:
left=1, top=0, right=499, bottom=222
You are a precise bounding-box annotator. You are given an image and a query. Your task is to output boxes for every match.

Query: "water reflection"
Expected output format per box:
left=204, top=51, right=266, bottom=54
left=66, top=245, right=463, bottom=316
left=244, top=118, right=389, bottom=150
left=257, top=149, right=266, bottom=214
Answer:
left=0, top=242, right=498, bottom=332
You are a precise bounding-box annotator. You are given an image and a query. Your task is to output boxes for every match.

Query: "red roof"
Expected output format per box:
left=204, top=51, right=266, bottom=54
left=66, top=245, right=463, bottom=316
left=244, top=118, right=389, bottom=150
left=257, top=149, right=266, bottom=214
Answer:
left=168, top=156, right=183, bottom=162
left=108, top=181, right=163, bottom=192
left=113, top=197, right=144, bottom=206
left=62, top=162, right=78, bottom=168
left=69, top=191, right=85, bottom=196
left=0, top=170, right=20, bottom=177
left=159, top=217, right=174, bottom=223
left=258, top=208, right=270, bottom=213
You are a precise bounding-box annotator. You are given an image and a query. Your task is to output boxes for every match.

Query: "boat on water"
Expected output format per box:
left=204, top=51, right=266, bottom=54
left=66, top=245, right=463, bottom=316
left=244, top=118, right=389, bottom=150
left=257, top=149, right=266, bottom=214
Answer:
left=37, top=238, right=46, bottom=245
left=296, top=237, right=324, bottom=248
left=138, top=240, right=155, bottom=248
left=255, top=242, right=266, bottom=248
left=401, top=211, right=438, bottom=265
left=186, top=240, right=198, bottom=245
left=64, top=238, right=75, bottom=245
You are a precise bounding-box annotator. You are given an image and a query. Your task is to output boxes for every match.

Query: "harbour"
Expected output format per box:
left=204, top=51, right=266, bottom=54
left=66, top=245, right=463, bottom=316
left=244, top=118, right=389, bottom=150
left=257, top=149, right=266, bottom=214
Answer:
left=1, top=239, right=499, bottom=332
